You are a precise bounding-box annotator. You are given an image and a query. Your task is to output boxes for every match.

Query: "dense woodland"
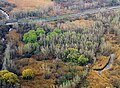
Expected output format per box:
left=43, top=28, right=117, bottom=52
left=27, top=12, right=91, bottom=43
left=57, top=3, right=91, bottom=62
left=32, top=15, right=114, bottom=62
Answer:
left=0, top=0, right=120, bottom=88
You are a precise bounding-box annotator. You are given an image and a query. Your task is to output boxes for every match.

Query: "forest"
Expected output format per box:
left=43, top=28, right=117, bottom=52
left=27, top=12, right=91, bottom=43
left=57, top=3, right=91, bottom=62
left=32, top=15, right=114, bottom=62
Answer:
left=0, top=0, right=120, bottom=88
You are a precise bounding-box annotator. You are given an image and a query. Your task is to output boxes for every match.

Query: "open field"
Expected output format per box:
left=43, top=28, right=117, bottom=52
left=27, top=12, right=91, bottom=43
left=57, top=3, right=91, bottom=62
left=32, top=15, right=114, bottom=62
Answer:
left=8, top=0, right=54, bottom=11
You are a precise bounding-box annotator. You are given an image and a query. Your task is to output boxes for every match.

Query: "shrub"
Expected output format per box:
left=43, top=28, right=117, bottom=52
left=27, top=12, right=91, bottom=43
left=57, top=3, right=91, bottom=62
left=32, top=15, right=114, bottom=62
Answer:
left=2, top=72, right=18, bottom=84
left=111, top=79, right=120, bottom=88
left=24, top=43, right=33, bottom=53
left=22, top=69, right=34, bottom=80
left=56, top=76, right=68, bottom=85
left=67, top=48, right=78, bottom=54
left=56, top=73, right=74, bottom=85
left=78, top=55, right=89, bottom=65
left=65, top=48, right=89, bottom=65
left=43, top=72, right=51, bottom=79
left=24, top=42, right=39, bottom=54
left=100, top=42, right=112, bottom=56
left=66, top=48, right=79, bottom=62
left=23, top=30, right=37, bottom=43
left=67, top=53, right=78, bottom=62
left=47, top=31, right=58, bottom=39
left=53, top=28, right=61, bottom=34
left=0, top=70, right=9, bottom=81
left=36, top=28, right=45, bottom=35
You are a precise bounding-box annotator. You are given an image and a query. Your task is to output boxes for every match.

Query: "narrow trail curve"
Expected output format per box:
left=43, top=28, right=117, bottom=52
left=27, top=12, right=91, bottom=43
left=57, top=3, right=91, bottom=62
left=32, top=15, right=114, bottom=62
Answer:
left=87, top=54, right=116, bottom=87
left=98, top=54, right=115, bottom=74
left=1, top=5, right=120, bottom=24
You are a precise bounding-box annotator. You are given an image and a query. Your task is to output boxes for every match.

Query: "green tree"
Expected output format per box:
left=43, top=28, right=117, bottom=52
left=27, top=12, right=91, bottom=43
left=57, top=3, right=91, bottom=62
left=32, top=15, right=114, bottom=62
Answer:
left=67, top=53, right=79, bottom=62
left=66, top=48, right=79, bottom=62
left=23, top=30, right=37, bottom=43
left=2, top=72, right=18, bottom=84
left=47, top=31, right=57, bottom=39
left=0, top=70, right=9, bottom=81
left=78, top=55, right=88, bottom=65
left=67, top=48, right=78, bottom=54
left=0, top=70, right=18, bottom=86
left=22, top=69, right=34, bottom=80
left=24, top=43, right=33, bottom=53
left=53, top=28, right=61, bottom=34
left=36, top=28, right=45, bottom=35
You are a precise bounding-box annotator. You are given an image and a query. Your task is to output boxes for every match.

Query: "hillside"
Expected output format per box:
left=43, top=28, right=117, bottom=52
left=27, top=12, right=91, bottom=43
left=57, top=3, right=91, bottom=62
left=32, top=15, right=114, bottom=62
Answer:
left=0, top=0, right=120, bottom=88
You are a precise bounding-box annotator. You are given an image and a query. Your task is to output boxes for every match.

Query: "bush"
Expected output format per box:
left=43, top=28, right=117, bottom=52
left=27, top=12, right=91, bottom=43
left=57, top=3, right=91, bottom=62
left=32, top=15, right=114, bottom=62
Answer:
left=56, top=73, right=74, bottom=85
left=22, top=69, right=34, bottom=80
left=66, top=48, right=79, bottom=62
left=36, top=28, right=45, bottom=35
left=43, top=72, right=51, bottom=79
left=53, top=28, right=61, bottom=34
left=78, top=55, right=89, bottom=65
left=24, top=42, right=39, bottom=54
left=23, top=30, right=37, bottom=43
left=2, top=72, right=18, bottom=84
left=67, top=53, right=78, bottom=62
left=0, top=70, right=9, bottom=81
left=111, top=79, right=120, bottom=88
left=0, top=70, right=18, bottom=84
left=66, top=48, right=88, bottom=65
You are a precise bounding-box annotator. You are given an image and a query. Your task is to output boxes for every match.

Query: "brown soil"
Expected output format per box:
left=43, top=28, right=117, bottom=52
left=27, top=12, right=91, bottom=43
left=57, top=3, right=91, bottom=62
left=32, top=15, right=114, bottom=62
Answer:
left=93, top=56, right=110, bottom=70
left=17, top=59, right=83, bottom=88
left=8, top=0, right=54, bottom=11
left=59, top=19, right=94, bottom=30
left=87, top=70, right=112, bottom=88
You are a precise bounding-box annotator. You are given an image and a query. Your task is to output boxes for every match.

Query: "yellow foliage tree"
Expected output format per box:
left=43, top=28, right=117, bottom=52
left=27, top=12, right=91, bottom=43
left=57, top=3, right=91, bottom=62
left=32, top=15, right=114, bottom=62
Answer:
left=0, top=70, right=18, bottom=84
left=0, top=70, right=9, bottom=81
left=22, top=69, right=34, bottom=80
left=2, top=72, right=19, bottom=84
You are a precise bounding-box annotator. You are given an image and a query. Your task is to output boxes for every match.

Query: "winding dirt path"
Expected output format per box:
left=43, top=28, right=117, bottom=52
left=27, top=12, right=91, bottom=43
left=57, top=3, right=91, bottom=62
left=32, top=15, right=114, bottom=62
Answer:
left=87, top=33, right=120, bottom=88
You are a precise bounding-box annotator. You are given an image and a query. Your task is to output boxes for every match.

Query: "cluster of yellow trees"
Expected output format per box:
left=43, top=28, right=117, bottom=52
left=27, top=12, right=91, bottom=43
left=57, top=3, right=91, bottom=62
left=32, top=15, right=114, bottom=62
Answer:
left=0, top=69, right=34, bottom=85
left=0, top=70, right=18, bottom=84
left=22, top=69, right=34, bottom=80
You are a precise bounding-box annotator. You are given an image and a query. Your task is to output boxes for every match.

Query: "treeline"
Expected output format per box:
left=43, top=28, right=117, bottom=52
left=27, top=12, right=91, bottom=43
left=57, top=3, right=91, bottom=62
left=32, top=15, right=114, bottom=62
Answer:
left=10, top=4, right=61, bottom=20
left=9, top=0, right=120, bottom=22
left=55, top=0, right=120, bottom=11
